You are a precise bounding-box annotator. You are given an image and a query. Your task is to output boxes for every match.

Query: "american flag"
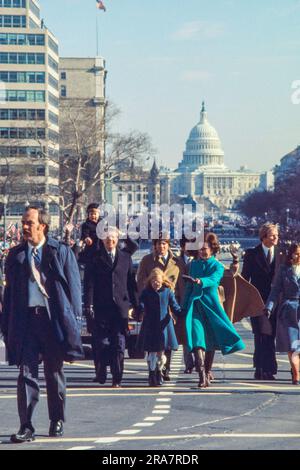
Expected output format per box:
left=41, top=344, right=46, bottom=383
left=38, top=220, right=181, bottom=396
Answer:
left=96, top=0, right=106, bottom=11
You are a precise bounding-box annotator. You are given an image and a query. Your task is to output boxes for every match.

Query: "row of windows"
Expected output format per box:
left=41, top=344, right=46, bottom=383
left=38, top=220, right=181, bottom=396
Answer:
left=48, top=73, right=58, bottom=90
left=0, top=71, right=45, bottom=83
left=48, top=92, right=58, bottom=108
left=0, top=146, right=44, bottom=157
left=48, top=111, right=58, bottom=125
left=48, top=55, right=58, bottom=73
left=0, top=32, right=45, bottom=46
left=29, top=17, right=39, bottom=29
left=29, top=0, right=40, bottom=19
left=0, top=108, right=45, bottom=120
left=0, top=15, right=26, bottom=27
left=0, top=90, right=45, bottom=102
left=48, top=36, right=58, bottom=55
left=4, top=202, right=59, bottom=217
left=0, top=165, right=45, bottom=177
left=48, top=129, right=59, bottom=142
left=0, top=0, right=26, bottom=8
left=0, top=52, right=44, bottom=65
left=0, top=127, right=46, bottom=139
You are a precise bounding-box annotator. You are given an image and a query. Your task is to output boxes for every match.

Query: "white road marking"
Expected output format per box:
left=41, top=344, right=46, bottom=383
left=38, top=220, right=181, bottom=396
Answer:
left=68, top=446, right=94, bottom=450
left=116, top=429, right=141, bottom=435
left=156, top=398, right=171, bottom=402
left=152, top=409, right=170, bottom=414
left=94, top=437, right=121, bottom=444
left=144, top=416, right=164, bottom=421
left=154, top=405, right=171, bottom=409
left=133, top=422, right=155, bottom=427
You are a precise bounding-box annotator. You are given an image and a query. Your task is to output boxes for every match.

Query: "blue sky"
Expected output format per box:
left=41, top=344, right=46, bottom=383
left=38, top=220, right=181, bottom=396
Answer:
left=41, top=0, right=300, bottom=172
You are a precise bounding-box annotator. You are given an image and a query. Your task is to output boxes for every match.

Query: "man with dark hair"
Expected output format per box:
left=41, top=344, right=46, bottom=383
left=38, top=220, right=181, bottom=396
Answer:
left=241, top=223, right=281, bottom=380
left=1, top=207, right=83, bottom=443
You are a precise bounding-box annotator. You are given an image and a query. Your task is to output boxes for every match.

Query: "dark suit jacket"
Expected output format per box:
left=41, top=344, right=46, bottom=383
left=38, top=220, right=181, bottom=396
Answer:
left=241, top=244, right=282, bottom=334
left=86, top=245, right=138, bottom=320
left=1, top=237, right=84, bottom=365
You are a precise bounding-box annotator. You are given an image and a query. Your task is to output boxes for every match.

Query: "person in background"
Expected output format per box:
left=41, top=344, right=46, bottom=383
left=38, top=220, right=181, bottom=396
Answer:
left=137, top=268, right=182, bottom=387
left=241, top=223, right=282, bottom=380
left=265, top=243, right=300, bottom=385
left=137, top=236, right=186, bottom=381
left=85, top=228, right=138, bottom=387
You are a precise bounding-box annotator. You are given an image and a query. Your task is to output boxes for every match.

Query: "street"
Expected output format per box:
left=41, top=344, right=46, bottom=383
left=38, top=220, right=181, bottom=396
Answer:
left=0, top=321, right=299, bottom=451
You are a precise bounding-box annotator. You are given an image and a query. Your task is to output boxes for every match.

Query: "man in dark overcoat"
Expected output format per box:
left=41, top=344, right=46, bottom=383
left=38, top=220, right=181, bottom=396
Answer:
left=241, top=223, right=282, bottom=380
left=85, top=228, right=138, bottom=387
left=1, top=207, right=83, bottom=443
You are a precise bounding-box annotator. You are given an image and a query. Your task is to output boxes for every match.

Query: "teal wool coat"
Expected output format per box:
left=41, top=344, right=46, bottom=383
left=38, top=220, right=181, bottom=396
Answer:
left=183, top=257, right=245, bottom=355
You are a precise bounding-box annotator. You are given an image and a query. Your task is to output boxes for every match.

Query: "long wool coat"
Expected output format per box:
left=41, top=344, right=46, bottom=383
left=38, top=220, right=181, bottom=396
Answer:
left=266, top=264, right=300, bottom=353
left=1, top=238, right=84, bottom=365
left=183, top=257, right=245, bottom=354
left=137, top=286, right=182, bottom=352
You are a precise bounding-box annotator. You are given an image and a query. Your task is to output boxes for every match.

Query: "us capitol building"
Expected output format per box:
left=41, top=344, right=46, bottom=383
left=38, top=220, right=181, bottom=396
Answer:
left=109, top=102, right=272, bottom=212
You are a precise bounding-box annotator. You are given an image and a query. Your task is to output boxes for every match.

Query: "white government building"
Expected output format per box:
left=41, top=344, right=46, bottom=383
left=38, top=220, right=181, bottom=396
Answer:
left=110, top=102, right=273, bottom=212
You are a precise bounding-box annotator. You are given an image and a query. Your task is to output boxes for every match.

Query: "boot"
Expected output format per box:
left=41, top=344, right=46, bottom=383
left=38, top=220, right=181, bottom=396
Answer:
left=198, top=366, right=208, bottom=389
left=148, top=370, right=157, bottom=387
left=204, top=351, right=215, bottom=384
left=195, top=348, right=208, bottom=389
left=156, top=367, right=164, bottom=386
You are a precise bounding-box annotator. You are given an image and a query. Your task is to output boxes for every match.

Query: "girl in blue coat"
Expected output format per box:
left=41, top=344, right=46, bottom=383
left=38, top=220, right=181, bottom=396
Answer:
left=138, top=268, right=182, bottom=387
left=183, top=238, right=245, bottom=388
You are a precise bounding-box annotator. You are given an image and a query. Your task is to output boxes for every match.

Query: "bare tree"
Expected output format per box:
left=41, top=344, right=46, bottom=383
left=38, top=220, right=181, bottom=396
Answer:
left=59, top=100, right=155, bottom=242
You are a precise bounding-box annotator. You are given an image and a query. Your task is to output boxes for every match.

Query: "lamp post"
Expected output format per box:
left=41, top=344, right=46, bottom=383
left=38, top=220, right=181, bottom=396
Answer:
left=3, top=195, right=8, bottom=249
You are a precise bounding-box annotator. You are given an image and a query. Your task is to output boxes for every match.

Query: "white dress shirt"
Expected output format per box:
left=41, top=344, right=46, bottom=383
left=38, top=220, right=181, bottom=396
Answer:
left=28, top=238, right=46, bottom=307
left=262, top=244, right=274, bottom=264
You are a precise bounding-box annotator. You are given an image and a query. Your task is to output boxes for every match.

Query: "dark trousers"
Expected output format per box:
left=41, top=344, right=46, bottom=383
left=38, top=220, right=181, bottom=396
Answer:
left=18, top=308, right=66, bottom=427
left=94, top=313, right=126, bottom=384
left=251, top=316, right=277, bottom=375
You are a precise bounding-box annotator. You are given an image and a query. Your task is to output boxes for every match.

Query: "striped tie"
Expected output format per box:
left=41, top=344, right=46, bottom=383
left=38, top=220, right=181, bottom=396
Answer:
left=30, top=248, right=49, bottom=299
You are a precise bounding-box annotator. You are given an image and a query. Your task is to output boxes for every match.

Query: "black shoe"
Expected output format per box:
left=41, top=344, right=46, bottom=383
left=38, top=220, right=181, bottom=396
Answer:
left=112, top=382, right=121, bottom=388
left=162, top=368, right=170, bottom=381
left=97, top=366, right=107, bottom=384
left=254, top=369, right=263, bottom=380
left=10, top=425, right=35, bottom=443
left=156, top=368, right=164, bottom=386
left=49, top=420, right=64, bottom=437
left=262, top=372, right=276, bottom=381
left=184, top=368, right=193, bottom=374
left=148, top=370, right=157, bottom=387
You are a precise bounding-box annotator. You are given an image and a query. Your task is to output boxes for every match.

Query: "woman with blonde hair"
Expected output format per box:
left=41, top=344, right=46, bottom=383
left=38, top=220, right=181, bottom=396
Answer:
left=137, top=268, right=182, bottom=387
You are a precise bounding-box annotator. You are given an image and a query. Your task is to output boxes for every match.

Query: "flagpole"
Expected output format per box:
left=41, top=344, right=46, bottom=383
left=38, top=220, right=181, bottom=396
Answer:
left=96, top=14, right=100, bottom=56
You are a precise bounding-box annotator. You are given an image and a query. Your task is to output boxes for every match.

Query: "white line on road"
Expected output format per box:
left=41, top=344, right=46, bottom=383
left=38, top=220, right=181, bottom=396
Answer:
left=116, top=429, right=142, bottom=435
left=68, top=446, right=95, bottom=450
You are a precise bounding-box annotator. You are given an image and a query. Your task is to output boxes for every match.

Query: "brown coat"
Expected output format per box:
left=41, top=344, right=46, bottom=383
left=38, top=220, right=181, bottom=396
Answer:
left=220, top=269, right=265, bottom=323
left=136, top=250, right=187, bottom=303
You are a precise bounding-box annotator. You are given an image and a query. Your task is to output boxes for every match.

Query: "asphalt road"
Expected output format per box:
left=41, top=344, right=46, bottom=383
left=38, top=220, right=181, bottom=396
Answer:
left=0, top=321, right=300, bottom=451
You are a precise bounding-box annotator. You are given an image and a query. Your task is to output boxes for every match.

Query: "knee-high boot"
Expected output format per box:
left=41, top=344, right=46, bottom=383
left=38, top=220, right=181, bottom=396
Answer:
left=194, top=348, right=208, bottom=388
left=204, top=350, right=215, bottom=384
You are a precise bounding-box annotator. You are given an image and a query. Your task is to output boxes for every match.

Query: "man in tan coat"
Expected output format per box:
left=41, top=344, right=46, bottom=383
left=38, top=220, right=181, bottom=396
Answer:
left=137, top=237, right=187, bottom=380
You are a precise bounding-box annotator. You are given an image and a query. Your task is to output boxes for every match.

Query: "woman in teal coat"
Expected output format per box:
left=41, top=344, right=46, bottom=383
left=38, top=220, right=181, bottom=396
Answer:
left=183, top=237, right=245, bottom=388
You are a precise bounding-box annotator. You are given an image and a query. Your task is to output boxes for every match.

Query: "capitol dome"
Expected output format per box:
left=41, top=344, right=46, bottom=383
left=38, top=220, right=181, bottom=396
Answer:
left=179, top=102, right=225, bottom=171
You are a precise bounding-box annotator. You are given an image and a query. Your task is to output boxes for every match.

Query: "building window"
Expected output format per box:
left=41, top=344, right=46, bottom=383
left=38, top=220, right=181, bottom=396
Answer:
left=1, top=90, right=45, bottom=102
left=0, top=32, right=45, bottom=46
left=60, top=85, right=66, bottom=97
left=36, top=166, right=45, bottom=176
left=0, top=109, right=45, bottom=120
left=0, top=15, right=26, bottom=27
left=29, top=0, right=40, bottom=19
left=48, top=74, right=58, bottom=90
left=0, top=71, right=45, bottom=83
left=48, top=92, right=59, bottom=108
left=0, top=127, right=46, bottom=139
left=48, top=111, right=58, bottom=125
left=60, top=71, right=66, bottom=80
left=0, top=52, right=45, bottom=64
left=0, top=0, right=26, bottom=7
left=48, top=55, right=58, bottom=72
left=48, top=36, right=58, bottom=55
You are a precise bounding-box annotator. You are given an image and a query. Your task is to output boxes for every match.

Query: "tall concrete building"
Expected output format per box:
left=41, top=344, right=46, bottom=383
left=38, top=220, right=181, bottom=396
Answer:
left=0, top=0, right=59, bottom=227
left=59, top=57, right=106, bottom=211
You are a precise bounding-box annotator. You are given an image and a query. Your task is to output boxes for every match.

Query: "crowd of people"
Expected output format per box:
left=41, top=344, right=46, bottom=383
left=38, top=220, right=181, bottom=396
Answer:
left=0, top=203, right=299, bottom=444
